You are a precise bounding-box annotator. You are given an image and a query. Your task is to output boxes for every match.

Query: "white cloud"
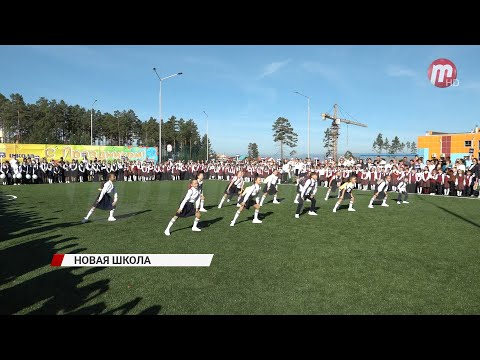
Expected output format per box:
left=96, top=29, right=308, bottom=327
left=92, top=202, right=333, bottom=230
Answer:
left=260, top=59, right=291, bottom=78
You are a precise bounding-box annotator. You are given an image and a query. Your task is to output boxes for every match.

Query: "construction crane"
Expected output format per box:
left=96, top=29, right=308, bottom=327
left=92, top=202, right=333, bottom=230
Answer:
left=321, top=104, right=367, bottom=163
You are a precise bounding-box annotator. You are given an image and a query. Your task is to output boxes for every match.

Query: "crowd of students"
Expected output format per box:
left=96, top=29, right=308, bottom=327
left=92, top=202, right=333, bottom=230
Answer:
left=2, top=154, right=479, bottom=198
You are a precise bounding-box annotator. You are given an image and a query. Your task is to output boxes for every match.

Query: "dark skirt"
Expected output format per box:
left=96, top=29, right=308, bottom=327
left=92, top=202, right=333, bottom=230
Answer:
left=225, top=186, right=240, bottom=195
left=176, top=201, right=197, bottom=217
left=263, top=185, right=277, bottom=195
left=343, top=192, right=352, bottom=200
left=94, top=193, right=115, bottom=210
left=331, top=182, right=338, bottom=192
left=375, top=191, right=386, bottom=200
left=239, top=195, right=256, bottom=210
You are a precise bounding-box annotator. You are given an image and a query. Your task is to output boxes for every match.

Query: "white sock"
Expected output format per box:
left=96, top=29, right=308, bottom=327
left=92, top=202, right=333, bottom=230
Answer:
left=193, top=218, right=199, bottom=228
left=382, top=199, right=387, bottom=204
left=166, top=218, right=176, bottom=231
left=334, top=202, right=339, bottom=210
left=85, top=209, right=94, bottom=219
left=294, top=194, right=299, bottom=202
left=254, top=209, right=259, bottom=220
left=260, top=196, right=265, bottom=206
left=369, top=199, right=373, bottom=206
left=200, top=199, right=205, bottom=209
left=109, top=210, right=115, bottom=218
left=349, top=201, right=353, bottom=209
left=232, top=210, right=240, bottom=223
left=219, top=198, right=225, bottom=207
left=273, top=195, right=277, bottom=201
left=325, top=190, right=331, bottom=199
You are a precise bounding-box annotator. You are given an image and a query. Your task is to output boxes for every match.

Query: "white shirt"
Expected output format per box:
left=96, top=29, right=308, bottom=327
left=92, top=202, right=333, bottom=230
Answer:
left=264, top=173, right=280, bottom=189
left=301, top=178, right=317, bottom=198
left=98, top=180, right=118, bottom=202
left=230, top=176, right=244, bottom=189
left=340, top=181, right=355, bottom=193
left=377, top=180, right=389, bottom=193
left=242, top=183, right=261, bottom=202
left=179, top=187, right=200, bottom=211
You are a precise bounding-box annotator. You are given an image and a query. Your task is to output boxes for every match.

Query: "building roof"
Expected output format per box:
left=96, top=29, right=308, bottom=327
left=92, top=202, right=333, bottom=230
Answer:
left=425, top=127, right=480, bottom=136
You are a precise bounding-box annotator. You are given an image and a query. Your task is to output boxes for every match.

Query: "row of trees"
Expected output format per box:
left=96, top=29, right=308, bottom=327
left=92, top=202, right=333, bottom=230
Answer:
left=0, top=93, right=214, bottom=161
left=270, top=119, right=418, bottom=160
left=372, top=133, right=416, bottom=154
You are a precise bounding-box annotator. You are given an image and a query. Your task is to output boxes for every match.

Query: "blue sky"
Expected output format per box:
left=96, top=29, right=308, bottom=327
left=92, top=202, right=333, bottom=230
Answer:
left=1, top=45, right=479, bottom=157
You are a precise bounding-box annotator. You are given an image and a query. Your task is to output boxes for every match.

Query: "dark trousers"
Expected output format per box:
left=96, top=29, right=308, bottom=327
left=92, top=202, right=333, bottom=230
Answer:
left=397, top=192, right=409, bottom=202
left=296, top=196, right=316, bottom=215
left=436, top=184, right=444, bottom=195
left=448, top=181, right=456, bottom=195
left=465, top=185, right=473, bottom=197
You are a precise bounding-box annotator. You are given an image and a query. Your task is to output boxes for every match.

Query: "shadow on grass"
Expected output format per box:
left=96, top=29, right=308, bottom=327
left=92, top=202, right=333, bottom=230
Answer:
left=115, top=209, right=152, bottom=220
left=7, top=221, right=83, bottom=240
left=0, top=198, right=161, bottom=315
left=262, top=197, right=286, bottom=204
left=138, top=305, right=163, bottom=315
left=0, top=196, right=51, bottom=241
left=204, top=205, right=219, bottom=210
left=199, top=217, right=224, bottom=228
left=236, top=211, right=274, bottom=224
left=418, top=196, right=480, bottom=228
left=83, top=210, right=152, bottom=223
left=299, top=208, right=320, bottom=215
left=173, top=217, right=224, bottom=233
left=333, top=204, right=352, bottom=211
left=0, top=235, right=84, bottom=286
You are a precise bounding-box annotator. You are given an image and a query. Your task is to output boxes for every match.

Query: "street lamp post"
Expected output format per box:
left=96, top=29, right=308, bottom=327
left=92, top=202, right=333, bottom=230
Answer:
left=294, top=91, right=310, bottom=159
left=153, top=68, right=183, bottom=164
left=203, top=111, right=208, bottom=162
left=90, top=99, right=97, bottom=146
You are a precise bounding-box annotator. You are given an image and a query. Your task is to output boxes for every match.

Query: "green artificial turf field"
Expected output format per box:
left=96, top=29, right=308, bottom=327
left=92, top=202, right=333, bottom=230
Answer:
left=1, top=180, right=479, bottom=314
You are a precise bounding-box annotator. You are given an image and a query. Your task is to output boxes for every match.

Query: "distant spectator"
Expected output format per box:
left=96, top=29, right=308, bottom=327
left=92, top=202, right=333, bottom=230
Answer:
left=456, top=159, right=466, bottom=172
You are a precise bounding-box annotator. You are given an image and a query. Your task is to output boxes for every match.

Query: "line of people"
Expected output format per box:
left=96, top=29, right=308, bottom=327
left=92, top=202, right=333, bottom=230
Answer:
left=80, top=160, right=470, bottom=236
left=5, top=155, right=478, bottom=200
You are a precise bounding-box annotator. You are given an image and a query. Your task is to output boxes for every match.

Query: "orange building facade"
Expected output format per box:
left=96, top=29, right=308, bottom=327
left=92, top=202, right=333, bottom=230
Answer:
left=417, top=127, right=480, bottom=162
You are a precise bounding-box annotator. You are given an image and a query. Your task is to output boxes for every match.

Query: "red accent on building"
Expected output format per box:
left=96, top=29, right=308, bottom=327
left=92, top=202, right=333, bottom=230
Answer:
left=442, top=136, right=451, bottom=159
